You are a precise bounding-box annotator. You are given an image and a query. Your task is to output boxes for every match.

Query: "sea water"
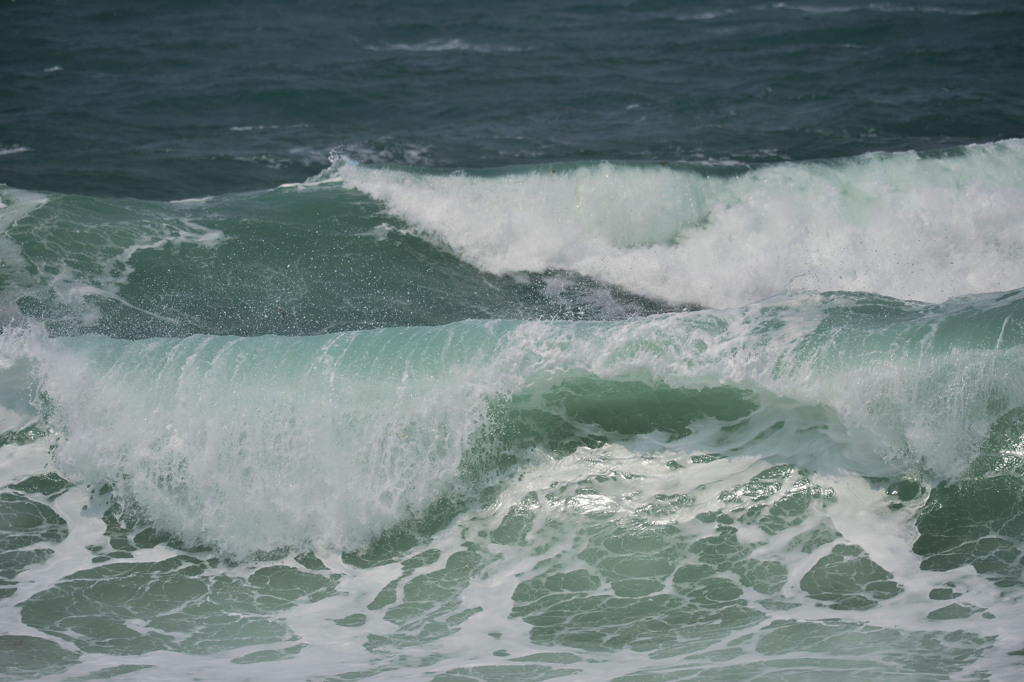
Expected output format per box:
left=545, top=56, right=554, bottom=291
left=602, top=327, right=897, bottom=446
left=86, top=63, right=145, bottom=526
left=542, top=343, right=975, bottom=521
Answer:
left=2, top=1, right=1024, bottom=680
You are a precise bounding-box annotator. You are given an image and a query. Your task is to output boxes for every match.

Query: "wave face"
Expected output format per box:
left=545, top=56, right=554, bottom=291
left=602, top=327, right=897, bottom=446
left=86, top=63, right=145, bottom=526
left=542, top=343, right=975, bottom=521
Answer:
left=320, top=140, right=1024, bottom=309
left=12, top=289, right=1024, bottom=554
left=2, top=143, right=1024, bottom=680
left=3, top=140, right=1022, bottom=338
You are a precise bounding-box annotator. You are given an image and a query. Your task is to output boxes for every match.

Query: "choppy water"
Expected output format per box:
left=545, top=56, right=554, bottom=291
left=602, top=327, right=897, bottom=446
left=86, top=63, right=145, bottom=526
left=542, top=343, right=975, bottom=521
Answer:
left=2, top=1, right=1024, bottom=680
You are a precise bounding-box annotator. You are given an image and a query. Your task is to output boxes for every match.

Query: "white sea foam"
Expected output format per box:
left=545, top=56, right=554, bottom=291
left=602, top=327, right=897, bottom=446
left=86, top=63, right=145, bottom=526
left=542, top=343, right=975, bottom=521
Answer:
left=329, top=142, right=434, bottom=167
left=0, top=145, right=30, bottom=156
left=321, top=140, right=1024, bottom=309
left=507, top=290, right=1024, bottom=479
left=0, top=188, right=228, bottom=327
left=1, top=287, right=1013, bottom=560
left=0, top=188, right=51, bottom=323
left=367, top=38, right=523, bottom=53
left=17, top=323, right=519, bottom=556
left=3, top=288, right=1022, bottom=678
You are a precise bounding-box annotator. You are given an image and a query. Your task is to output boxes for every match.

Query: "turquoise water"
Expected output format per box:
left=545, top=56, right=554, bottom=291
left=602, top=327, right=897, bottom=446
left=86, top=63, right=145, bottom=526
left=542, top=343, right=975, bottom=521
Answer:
left=2, top=1, right=1024, bottom=680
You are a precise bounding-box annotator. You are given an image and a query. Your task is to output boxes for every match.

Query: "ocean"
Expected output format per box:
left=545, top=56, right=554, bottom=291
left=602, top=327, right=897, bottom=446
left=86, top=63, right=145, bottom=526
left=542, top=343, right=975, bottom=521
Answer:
left=2, top=0, right=1023, bottom=679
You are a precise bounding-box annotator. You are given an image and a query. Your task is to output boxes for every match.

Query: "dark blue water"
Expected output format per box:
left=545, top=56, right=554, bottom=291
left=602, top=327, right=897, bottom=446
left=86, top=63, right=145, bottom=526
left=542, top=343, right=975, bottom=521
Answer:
left=3, top=0, right=1021, bottom=199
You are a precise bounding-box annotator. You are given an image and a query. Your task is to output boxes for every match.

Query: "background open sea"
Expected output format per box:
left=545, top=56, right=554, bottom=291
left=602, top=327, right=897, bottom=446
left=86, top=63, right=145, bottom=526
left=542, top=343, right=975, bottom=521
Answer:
left=2, top=1, right=1024, bottom=680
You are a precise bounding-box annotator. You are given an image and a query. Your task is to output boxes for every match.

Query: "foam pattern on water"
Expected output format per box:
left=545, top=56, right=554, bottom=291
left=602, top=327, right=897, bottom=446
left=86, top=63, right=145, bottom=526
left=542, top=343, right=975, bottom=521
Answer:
left=1, top=286, right=1022, bottom=679
left=2, top=435, right=1021, bottom=680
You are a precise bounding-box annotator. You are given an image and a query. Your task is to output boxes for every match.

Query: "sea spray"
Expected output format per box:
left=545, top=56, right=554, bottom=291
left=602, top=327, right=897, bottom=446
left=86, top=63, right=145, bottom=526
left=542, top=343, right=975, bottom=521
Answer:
left=4, top=1, right=1024, bottom=676
left=321, top=140, right=1024, bottom=308
left=4, top=142, right=1022, bottom=339
left=0, top=183, right=678, bottom=339
left=6, top=288, right=1021, bottom=560
left=21, top=323, right=520, bottom=556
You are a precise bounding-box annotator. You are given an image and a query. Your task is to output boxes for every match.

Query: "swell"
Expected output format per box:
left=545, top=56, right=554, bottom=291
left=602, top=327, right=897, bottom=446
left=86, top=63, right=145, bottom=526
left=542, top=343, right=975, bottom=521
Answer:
left=319, top=139, right=1024, bottom=308
left=2, top=140, right=1022, bottom=340
left=4, top=288, right=1021, bottom=555
left=0, top=184, right=681, bottom=339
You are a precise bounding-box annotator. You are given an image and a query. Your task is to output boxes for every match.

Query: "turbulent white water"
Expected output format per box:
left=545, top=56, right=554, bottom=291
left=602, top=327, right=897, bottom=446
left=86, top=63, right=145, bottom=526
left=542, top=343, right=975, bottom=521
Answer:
left=0, top=286, right=1016, bottom=560
left=322, top=140, right=1024, bottom=308
left=3, top=142, right=1024, bottom=681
